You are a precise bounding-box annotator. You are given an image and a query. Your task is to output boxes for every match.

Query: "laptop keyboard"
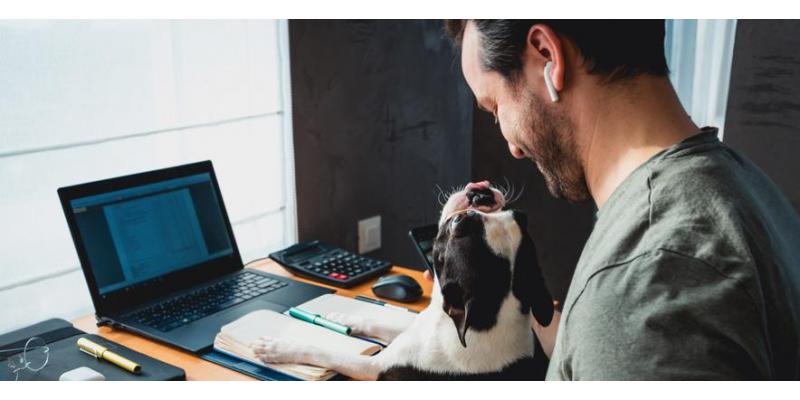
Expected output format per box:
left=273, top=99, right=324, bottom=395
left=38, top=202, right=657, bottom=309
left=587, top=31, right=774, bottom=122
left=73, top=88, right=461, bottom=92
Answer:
left=129, top=271, right=288, bottom=332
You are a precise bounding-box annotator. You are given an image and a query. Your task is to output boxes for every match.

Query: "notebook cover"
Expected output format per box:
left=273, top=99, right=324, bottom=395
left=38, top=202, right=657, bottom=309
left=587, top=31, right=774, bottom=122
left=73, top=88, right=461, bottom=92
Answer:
left=0, top=318, right=185, bottom=381
left=201, top=349, right=303, bottom=381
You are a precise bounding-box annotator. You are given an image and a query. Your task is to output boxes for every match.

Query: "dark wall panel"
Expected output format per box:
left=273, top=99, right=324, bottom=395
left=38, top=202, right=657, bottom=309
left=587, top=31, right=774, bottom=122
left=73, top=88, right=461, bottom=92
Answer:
left=471, top=109, right=595, bottom=303
left=290, top=20, right=473, bottom=269
left=724, top=20, right=800, bottom=213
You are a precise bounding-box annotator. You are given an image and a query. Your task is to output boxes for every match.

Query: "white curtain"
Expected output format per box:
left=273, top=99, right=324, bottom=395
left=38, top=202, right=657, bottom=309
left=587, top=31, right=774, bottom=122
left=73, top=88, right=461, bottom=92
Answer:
left=0, top=20, right=297, bottom=333
left=665, top=19, right=738, bottom=139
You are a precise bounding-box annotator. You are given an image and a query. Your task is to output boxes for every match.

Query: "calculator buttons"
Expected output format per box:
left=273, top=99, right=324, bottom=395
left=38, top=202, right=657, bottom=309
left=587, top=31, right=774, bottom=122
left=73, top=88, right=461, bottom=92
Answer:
left=327, top=272, right=348, bottom=280
left=271, top=240, right=392, bottom=288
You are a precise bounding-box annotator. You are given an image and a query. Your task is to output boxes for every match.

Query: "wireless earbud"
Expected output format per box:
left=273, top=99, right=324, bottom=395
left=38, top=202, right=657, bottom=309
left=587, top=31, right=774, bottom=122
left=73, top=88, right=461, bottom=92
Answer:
left=543, top=61, right=559, bottom=103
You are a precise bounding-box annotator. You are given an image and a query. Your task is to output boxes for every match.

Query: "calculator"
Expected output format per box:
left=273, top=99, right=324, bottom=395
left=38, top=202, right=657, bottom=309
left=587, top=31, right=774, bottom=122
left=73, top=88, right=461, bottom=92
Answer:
left=269, top=240, right=392, bottom=288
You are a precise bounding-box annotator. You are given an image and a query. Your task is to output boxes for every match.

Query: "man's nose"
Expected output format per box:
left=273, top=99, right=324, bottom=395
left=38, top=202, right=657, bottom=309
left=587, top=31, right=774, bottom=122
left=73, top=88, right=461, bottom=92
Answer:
left=508, top=142, right=526, bottom=159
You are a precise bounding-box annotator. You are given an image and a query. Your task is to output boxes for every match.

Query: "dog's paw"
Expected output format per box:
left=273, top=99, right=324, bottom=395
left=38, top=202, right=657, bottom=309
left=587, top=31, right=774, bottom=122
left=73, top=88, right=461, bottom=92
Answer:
left=325, top=312, right=372, bottom=336
left=252, top=337, right=310, bottom=365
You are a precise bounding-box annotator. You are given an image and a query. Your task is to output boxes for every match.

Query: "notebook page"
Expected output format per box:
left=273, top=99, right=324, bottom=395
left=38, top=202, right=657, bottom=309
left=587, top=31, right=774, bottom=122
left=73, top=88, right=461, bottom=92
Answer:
left=296, top=294, right=417, bottom=331
left=219, top=309, right=377, bottom=356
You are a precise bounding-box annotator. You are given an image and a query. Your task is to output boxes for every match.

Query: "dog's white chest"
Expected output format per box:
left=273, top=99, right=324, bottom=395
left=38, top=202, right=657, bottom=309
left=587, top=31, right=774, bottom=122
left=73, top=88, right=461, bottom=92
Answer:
left=376, top=292, right=534, bottom=374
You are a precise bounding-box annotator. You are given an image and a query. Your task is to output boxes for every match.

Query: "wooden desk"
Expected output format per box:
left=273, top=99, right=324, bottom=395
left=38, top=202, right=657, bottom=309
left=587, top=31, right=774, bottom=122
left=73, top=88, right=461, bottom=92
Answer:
left=72, top=259, right=432, bottom=380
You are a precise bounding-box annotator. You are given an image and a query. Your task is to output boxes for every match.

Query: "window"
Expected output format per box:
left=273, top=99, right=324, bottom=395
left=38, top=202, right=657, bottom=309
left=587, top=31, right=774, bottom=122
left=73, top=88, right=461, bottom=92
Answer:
left=665, top=19, right=738, bottom=139
left=0, top=20, right=297, bottom=332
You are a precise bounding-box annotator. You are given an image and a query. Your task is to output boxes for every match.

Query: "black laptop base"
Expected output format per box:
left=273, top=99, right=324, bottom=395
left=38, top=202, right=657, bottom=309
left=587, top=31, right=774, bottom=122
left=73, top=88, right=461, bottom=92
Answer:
left=102, top=269, right=333, bottom=354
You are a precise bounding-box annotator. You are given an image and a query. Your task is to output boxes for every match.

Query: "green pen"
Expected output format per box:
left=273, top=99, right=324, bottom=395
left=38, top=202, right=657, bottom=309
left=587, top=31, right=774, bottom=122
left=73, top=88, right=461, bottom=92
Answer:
left=288, top=307, right=352, bottom=336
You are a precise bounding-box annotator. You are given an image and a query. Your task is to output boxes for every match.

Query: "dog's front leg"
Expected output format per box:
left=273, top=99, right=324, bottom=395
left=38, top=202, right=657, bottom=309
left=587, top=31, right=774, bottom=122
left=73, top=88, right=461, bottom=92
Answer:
left=253, top=337, right=382, bottom=381
left=325, top=312, right=408, bottom=344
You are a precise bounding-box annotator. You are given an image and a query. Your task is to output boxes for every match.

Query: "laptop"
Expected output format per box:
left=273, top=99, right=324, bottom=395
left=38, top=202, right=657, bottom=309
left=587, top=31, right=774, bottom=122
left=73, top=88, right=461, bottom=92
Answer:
left=58, top=161, right=332, bottom=354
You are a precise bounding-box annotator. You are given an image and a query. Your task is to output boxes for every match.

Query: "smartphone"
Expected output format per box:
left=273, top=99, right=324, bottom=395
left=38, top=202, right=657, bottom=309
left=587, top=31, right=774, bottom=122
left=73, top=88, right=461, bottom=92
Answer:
left=408, top=224, right=438, bottom=272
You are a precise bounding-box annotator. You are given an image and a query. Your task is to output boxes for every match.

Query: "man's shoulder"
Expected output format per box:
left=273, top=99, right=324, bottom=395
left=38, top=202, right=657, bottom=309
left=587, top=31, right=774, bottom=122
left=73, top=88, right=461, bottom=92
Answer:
left=572, top=131, right=800, bottom=317
left=572, top=144, right=771, bottom=316
left=648, top=139, right=763, bottom=215
left=644, top=139, right=800, bottom=279
left=648, top=136, right=794, bottom=224
left=580, top=144, right=760, bottom=284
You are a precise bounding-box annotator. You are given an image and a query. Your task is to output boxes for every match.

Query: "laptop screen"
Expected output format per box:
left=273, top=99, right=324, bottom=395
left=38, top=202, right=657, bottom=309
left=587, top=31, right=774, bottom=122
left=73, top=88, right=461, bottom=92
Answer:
left=69, top=172, right=234, bottom=295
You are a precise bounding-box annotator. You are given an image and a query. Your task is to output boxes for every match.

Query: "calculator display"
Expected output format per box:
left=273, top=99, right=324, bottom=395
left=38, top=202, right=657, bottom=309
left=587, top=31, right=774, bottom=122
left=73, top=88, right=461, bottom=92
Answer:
left=285, top=244, right=326, bottom=263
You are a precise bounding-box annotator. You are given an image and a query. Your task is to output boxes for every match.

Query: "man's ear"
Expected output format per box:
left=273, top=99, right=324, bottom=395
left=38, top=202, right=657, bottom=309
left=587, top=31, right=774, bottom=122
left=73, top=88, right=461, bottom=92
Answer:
left=512, top=212, right=554, bottom=326
left=524, top=23, right=565, bottom=93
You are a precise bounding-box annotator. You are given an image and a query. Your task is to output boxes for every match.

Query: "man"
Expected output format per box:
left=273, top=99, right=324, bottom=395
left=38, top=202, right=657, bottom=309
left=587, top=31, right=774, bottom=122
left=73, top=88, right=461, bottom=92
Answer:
left=439, top=20, right=800, bottom=379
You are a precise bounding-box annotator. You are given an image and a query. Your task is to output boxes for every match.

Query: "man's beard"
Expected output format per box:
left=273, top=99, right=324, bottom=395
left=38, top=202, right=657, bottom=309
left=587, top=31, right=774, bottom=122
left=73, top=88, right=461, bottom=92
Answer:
left=517, top=91, right=589, bottom=202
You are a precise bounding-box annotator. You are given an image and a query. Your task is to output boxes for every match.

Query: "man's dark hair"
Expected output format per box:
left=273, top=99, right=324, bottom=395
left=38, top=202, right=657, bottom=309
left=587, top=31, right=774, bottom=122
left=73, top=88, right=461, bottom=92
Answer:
left=444, top=20, right=669, bottom=83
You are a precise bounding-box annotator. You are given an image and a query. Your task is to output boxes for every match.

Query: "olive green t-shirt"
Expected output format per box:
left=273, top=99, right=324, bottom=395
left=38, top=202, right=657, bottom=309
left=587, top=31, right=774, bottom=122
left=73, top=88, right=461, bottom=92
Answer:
left=546, top=127, right=800, bottom=380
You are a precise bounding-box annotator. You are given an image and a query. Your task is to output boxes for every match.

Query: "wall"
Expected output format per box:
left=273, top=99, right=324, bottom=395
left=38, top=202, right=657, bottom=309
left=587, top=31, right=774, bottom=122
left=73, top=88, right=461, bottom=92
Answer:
left=289, top=20, right=474, bottom=268
left=724, top=20, right=800, bottom=213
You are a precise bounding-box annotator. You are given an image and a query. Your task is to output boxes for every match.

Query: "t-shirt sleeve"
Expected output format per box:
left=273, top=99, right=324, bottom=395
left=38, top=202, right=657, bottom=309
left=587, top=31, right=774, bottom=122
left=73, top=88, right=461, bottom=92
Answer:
left=558, top=250, right=771, bottom=380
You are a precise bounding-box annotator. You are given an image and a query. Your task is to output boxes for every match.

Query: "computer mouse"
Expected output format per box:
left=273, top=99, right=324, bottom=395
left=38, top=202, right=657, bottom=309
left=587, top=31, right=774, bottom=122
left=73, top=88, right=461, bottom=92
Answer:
left=371, top=274, right=423, bottom=302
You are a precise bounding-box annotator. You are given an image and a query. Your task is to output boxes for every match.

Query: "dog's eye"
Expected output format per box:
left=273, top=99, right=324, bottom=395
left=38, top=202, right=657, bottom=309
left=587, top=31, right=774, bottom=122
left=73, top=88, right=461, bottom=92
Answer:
left=450, top=214, right=463, bottom=229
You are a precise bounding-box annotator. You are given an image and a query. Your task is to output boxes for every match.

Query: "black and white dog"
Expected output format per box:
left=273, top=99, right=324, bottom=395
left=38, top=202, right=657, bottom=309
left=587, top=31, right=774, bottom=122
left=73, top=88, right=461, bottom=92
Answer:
left=253, top=184, right=554, bottom=380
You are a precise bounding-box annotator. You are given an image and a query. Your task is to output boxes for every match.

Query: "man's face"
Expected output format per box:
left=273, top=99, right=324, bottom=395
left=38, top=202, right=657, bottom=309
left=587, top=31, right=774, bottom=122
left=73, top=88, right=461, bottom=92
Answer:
left=461, top=22, right=589, bottom=202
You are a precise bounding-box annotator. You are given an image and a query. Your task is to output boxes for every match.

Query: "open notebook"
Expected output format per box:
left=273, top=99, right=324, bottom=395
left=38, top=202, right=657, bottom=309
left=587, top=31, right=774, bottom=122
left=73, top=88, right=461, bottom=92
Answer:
left=213, top=294, right=417, bottom=380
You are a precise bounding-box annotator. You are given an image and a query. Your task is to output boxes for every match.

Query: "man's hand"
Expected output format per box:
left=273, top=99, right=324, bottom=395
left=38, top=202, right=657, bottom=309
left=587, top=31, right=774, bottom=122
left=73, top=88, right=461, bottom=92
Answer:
left=465, top=180, right=491, bottom=191
left=531, top=308, right=561, bottom=359
left=423, top=270, right=433, bottom=282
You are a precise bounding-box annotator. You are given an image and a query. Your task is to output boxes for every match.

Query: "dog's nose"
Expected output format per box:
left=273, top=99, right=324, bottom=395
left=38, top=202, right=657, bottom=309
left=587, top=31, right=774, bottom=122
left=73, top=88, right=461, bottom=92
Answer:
left=466, top=187, right=496, bottom=208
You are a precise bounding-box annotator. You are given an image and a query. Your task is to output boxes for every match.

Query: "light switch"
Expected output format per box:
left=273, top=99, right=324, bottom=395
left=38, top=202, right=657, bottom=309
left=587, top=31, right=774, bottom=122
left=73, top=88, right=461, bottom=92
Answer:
left=358, top=215, right=381, bottom=254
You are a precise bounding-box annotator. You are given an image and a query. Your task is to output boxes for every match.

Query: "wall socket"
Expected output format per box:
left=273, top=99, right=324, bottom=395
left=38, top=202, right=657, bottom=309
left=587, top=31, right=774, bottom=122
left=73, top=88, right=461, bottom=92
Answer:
left=358, top=215, right=381, bottom=254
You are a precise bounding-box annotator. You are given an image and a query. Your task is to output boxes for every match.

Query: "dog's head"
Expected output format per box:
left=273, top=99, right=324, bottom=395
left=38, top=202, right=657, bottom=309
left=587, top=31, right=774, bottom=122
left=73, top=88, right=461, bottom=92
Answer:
left=432, top=183, right=554, bottom=347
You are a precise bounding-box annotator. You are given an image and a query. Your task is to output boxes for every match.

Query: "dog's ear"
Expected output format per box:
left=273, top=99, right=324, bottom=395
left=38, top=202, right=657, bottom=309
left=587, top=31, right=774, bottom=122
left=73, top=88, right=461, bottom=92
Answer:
left=447, top=299, right=472, bottom=347
left=512, top=211, right=554, bottom=327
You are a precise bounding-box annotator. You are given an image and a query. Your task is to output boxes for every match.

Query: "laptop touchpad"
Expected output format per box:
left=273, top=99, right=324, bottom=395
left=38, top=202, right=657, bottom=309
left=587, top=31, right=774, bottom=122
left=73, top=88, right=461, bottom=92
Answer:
left=214, top=299, right=288, bottom=326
